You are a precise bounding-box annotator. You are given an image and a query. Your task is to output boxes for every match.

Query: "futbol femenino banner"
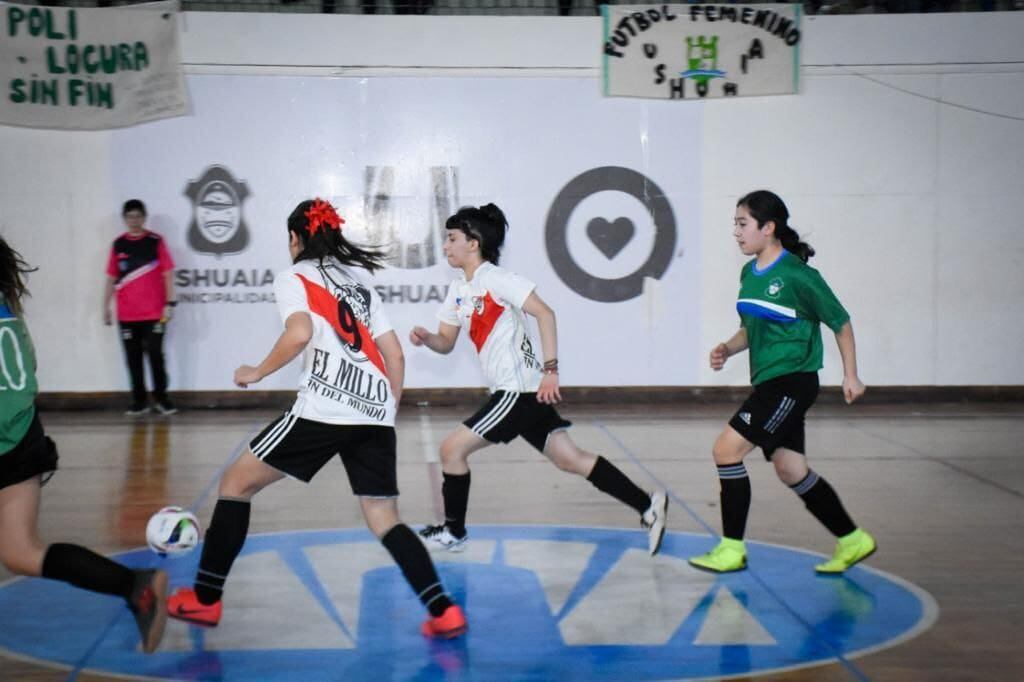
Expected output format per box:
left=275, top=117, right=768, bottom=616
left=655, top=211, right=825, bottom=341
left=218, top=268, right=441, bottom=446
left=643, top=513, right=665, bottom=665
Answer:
left=602, top=3, right=801, bottom=100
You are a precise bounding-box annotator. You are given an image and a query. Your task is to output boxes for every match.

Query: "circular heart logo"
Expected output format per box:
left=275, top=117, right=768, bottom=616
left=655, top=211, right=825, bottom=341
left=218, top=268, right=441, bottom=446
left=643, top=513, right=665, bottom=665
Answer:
left=546, top=166, right=676, bottom=303
left=586, top=217, right=636, bottom=260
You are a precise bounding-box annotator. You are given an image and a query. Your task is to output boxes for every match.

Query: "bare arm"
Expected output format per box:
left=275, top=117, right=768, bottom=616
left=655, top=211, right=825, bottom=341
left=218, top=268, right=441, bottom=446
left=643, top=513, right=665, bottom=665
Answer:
left=408, top=322, right=460, bottom=354
left=103, top=276, right=115, bottom=325
left=709, top=328, right=749, bottom=370
left=835, top=320, right=866, bottom=404
left=375, top=330, right=405, bottom=406
left=163, top=269, right=175, bottom=303
left=521, top=291, right=561, bottom=404
left=234, top=312, right=313, bottom=387
left=160, top=270, right=177, bottom=321
left=521, top=292, right=557, bottom=367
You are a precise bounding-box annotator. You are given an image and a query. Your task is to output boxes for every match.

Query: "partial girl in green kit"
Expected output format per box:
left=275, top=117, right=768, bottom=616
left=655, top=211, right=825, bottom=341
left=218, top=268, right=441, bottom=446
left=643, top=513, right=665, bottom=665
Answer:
left=0, top=236, right=167, bottom=652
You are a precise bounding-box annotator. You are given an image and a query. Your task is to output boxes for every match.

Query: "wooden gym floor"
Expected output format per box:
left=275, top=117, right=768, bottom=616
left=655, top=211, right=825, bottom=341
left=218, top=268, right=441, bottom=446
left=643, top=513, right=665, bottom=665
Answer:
left=1, top=401, right=1021, bottom=681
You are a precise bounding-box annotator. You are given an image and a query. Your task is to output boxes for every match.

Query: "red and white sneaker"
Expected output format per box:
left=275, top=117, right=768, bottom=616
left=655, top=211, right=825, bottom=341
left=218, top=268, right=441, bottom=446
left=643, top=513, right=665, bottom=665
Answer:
left=421, top=605, right=467, bottom=639
left=167, top=587, right=223, bottom=627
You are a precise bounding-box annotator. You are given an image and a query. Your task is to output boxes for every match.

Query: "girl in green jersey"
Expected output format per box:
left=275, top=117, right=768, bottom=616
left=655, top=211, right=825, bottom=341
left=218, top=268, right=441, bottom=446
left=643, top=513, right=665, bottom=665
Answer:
left=0, top=237, right=168, bottom=652
left=688, top=191, right=876, bottom=574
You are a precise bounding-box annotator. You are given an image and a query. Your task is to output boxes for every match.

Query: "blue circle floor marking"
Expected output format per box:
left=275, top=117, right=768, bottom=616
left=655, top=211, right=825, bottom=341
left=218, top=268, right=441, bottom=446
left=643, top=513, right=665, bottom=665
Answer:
left=0, top=526, right=938, bottom=681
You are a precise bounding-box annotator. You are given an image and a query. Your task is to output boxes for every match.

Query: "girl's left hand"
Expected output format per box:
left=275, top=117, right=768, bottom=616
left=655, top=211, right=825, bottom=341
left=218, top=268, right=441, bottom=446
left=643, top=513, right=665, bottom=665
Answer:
left=842, top=375, right=866, bottom=404
left=234, top=364, right=262, bottom=388
left=537, top=373, right=561, bottom=405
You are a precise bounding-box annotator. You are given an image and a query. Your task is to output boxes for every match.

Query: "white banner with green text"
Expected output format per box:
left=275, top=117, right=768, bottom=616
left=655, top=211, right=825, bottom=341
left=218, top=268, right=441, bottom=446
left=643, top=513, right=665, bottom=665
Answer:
left=602, top=3, right=801, bottom=100
left=0, top=0, right=187, bottom=129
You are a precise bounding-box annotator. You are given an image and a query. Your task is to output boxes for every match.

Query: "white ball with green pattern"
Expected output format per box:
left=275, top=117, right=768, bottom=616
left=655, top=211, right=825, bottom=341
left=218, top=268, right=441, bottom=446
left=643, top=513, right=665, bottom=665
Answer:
left=145, top=506, right=201, bottom=556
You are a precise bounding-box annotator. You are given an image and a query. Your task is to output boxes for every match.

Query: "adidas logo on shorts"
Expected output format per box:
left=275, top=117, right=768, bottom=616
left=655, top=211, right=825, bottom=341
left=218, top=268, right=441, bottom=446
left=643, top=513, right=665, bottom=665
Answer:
left=739, top=412, right=752, bottom=425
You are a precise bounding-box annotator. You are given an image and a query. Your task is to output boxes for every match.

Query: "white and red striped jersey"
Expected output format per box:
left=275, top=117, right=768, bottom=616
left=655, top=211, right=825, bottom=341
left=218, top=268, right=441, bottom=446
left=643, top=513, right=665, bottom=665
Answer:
left=274, top=258, right=396, bottom=426
left=438, top=262, right=543, bottom=393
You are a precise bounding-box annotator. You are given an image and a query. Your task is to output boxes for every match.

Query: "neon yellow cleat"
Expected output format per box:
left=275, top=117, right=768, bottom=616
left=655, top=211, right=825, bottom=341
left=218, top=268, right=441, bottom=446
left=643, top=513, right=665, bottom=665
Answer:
left=815, top=528, right=877, bottom=574
left=688, top=537, right=747, bottom=573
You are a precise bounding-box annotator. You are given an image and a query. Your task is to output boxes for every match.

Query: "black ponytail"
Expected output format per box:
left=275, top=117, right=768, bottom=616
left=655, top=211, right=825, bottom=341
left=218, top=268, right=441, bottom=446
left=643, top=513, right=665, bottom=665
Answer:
left=445, top=203, right=509, bottom=265
left=737, top=190, right=815, bottom=263
left=287, top=199, right=387, bottom=273
left=0, top=236, right=36, bottom=315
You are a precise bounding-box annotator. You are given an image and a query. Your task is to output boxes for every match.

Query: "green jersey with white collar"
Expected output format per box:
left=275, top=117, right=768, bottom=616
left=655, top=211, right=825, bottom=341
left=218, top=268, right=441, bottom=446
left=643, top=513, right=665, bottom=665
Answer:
left=736, top=250, right=849, bottom=385
left=0, top=297, right=37, bottom=455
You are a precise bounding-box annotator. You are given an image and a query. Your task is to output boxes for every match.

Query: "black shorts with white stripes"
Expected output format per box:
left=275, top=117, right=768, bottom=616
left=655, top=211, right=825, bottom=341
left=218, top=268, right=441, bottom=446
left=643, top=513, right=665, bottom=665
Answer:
left=464, top=390, right=572, bottom=453
left=249, top=412, right=398, bottom=496
left=728, top=372, right=820, bottom=460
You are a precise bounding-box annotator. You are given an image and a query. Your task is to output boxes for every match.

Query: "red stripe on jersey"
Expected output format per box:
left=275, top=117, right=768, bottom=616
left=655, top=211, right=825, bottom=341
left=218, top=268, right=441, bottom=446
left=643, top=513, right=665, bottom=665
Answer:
left=295, top=274, right=388, bottom=377
left=469, top=292, right=505, bottom=353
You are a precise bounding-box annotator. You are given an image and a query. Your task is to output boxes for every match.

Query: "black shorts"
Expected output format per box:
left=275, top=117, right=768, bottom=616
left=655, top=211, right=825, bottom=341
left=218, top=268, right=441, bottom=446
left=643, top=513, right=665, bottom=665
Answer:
left=249, top=413, right=398, bottom=497
left=728, top=372, right=819, bottom=460
left=0, top=414, right=59, bottom=491
left=464, top=391, right=572, bottom=452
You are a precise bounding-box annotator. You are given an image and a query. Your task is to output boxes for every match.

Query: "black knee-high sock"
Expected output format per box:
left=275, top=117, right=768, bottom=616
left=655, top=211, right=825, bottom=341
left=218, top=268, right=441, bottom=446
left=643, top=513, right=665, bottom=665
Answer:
left=442, top=471, right=471, bottom=537
left=382, top=524, right=454, bottom=618
left=41, top=543, right=135, bottom=601
left=586, top=456, right=651, bottom=514
left=717, top=463, right=751, bottom=540
left=790, top=470, right=857, bottom=538
left=194, top=498, right=250, bottom=605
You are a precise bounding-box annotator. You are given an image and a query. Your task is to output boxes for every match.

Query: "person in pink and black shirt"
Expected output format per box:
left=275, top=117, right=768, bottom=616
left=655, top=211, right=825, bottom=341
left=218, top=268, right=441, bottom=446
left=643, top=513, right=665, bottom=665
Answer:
left=103, top=199, right=177, bottom=416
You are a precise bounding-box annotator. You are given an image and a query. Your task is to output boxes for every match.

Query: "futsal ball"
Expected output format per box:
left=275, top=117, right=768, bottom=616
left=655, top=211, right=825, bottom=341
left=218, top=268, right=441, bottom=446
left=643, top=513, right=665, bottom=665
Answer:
left=146, top=506, right=201, bottom=556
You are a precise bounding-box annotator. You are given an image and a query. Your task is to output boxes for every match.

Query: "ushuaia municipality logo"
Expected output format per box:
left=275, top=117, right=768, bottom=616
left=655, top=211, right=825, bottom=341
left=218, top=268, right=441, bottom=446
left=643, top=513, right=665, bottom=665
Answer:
left=184, top=165, right=251, bottom=258
left=176, top=165, right=274, bottom=305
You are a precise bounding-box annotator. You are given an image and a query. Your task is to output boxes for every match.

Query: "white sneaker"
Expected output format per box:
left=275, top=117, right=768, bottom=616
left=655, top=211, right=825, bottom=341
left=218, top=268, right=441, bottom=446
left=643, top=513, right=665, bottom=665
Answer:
left=641, top=491, right=669, bottom=556
left=418, top=524, right=468, bottom=553
left=153, top=400, right=178, bottom=416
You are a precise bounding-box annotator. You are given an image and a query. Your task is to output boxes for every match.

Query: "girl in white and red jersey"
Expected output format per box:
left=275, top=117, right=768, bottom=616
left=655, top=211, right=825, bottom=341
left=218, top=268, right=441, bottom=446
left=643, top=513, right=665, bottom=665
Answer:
left=411, top=204, right=668, bottom=555
left=167, top=199, right=466, bottom=639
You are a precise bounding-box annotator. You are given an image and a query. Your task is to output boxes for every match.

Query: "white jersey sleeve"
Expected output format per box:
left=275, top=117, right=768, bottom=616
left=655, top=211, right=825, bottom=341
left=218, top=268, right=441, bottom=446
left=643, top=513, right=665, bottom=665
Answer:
left=273, top=269, right=308, bottom=324
left=436, top=280, right=462, bottom=327
left=482, top=267, right=536, bottom=308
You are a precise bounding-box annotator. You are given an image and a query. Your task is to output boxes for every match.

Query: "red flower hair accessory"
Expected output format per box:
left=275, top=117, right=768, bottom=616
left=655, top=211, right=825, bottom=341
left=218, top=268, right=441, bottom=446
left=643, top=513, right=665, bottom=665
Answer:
left=305, top=198, right=345, bottom=236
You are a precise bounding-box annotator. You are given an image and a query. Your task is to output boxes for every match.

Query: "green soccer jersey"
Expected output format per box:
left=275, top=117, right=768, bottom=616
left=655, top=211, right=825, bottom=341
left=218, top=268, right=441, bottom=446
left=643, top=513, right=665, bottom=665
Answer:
left=0, top=297, right=37, bottom=455
left=736, top=250, right=850, bottom=385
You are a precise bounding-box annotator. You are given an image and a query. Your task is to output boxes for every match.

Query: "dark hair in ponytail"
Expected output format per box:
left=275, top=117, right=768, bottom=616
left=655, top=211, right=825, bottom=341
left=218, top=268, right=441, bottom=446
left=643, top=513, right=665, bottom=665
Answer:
left=0, top=236, right=37, bottom=315
left=445, top=203, right=509, bottom=265
left=737, top=190, right=815, bottom=262
left=287, top=199, right=387, bottom=273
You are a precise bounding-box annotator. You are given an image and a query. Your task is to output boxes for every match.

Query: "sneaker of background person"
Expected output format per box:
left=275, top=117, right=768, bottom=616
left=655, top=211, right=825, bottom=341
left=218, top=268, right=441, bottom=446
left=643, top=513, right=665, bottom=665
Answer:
left=153, top=398, right=178, bottom=416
